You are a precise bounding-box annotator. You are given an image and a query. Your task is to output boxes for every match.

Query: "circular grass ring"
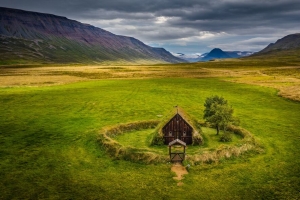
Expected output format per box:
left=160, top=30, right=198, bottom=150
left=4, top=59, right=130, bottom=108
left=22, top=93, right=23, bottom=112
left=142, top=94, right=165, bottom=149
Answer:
left=188, top=124, right=264, bottom=165
left=98, top=121, right=263, bottom=165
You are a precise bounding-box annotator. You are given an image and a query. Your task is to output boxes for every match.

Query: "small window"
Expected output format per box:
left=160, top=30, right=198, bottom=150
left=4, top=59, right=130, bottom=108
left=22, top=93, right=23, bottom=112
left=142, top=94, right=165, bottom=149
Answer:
left=183, top=131, right=186, bottom=136
left=169, top=131, right=172, bottom=136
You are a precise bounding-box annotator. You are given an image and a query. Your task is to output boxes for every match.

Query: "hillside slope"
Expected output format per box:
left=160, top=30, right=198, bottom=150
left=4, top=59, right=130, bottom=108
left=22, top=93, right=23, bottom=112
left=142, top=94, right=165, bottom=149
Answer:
left=246, top=33, right=300, bottom=61
left=0, top=7, right=184, bottom=65
left=259, top=33, right=300, bottom=53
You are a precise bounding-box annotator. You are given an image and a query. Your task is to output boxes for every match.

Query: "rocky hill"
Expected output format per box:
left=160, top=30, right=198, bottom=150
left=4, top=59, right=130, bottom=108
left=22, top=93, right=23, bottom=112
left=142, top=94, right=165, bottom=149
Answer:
left=259, top=33, right=300, bottom=53
left=0, top=7, right=184, bottom=65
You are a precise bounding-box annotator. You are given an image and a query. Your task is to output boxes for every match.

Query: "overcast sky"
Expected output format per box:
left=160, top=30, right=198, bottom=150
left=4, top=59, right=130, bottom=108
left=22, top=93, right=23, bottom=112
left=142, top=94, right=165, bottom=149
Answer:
left=1, top=0, right=300, bottom=55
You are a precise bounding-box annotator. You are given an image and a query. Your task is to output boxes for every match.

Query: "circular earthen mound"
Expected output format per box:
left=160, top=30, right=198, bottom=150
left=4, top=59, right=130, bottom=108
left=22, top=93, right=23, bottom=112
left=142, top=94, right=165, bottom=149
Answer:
left=98, top=121, right=263, bottom=165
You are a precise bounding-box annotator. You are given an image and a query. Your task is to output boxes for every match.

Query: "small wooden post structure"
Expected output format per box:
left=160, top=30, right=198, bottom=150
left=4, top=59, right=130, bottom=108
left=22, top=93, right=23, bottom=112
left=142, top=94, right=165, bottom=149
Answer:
left=168, top=139, right=186, bottom=163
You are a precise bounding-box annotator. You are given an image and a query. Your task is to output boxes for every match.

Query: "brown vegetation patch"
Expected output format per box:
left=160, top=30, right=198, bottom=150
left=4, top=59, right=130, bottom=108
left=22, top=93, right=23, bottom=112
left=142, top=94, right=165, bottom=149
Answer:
left=0, top=65, right=214, bottom=87
left=229, top=73, right=300, bottom=101
left=0, top=75, right=86, bottom=87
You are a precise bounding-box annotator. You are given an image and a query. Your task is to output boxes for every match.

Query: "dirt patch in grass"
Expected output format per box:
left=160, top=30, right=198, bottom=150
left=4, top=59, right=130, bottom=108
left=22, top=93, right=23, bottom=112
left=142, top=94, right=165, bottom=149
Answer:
left=171, top=163, right=188, bottom=180
left=171, top=163, right=188, bottom=186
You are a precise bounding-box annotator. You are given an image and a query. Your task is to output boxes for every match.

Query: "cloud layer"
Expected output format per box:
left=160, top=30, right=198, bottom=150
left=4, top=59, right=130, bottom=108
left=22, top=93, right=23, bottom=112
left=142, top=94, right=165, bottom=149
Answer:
left=1, top=0, right=300, bottom=53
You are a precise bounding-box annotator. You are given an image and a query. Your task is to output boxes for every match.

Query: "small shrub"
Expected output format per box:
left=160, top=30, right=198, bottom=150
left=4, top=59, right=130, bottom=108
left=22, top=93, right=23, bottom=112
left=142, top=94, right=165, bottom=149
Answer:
left=220, top=133, right=232, bottom=142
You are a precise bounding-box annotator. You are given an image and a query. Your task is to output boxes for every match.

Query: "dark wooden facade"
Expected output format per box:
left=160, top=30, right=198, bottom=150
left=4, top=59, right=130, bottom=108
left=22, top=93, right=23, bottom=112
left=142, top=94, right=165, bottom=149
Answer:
left=163, top=113, right=193, bottom=145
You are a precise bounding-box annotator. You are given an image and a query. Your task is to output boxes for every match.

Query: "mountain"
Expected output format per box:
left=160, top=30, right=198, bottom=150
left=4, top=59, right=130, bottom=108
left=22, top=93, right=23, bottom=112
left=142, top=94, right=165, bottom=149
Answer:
left=199, top=49, right=253, bottom=61
left=200, top=53, right=209, bottom=58
left=0, top=7, right=184, bottom=65
left=172, top=53, right=203, bottom=62
left=251, top=33, right=300, bottom=57
left=256, top=33, right=300, bottom=54
left=199, top=48, right=231, bottom=61
left=246, top=33, right=300, bottom=61
left=225, top=51, right=254, bottom=58
left=174, top=50, right=253, bottom=62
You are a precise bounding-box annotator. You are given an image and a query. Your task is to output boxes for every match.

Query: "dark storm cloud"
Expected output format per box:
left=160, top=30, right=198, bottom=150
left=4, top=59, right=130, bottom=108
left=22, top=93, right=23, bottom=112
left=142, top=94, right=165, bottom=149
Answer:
left=1, top=0, right=300, bottom=53
left=181, top=1, right=300, bottom=21
left=156, top=0, right=300, bottom=34
left=0, top=0, right=205, bottom=15
left=4, top=0, right=298, bottom=19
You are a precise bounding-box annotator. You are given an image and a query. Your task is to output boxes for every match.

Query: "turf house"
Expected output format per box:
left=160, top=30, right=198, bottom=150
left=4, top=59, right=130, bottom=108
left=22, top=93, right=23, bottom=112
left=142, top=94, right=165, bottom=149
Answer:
left=151, top=107, right=203, bottom=146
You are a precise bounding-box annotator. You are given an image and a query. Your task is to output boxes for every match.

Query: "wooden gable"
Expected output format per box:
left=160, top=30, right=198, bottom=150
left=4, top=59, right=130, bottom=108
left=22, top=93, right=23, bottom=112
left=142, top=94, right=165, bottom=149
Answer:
left=162, top=113, right=193, bottom=145
left=151, top=107, right=203, bottom=146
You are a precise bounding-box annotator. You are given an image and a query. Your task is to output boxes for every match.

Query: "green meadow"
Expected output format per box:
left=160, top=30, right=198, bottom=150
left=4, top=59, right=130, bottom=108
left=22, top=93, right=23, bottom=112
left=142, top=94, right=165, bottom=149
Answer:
left=0, top=74, right=300, bottom=199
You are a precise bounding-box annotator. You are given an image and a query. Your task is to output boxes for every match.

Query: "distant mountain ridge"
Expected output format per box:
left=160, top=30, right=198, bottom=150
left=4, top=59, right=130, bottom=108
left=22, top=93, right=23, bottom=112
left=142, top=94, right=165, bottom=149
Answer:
left=225, top=51, right=254, bottom=58
left=247, top=33, right=300, bottom=59
left=0, top=7, right=184, bottom=65
left=258, top=33, right=300, bottom=53
left=174, top=49, right=253, bottom=62
left=200, top=48, right=231, bottom=61
left=171, top=53, right=203, bottom=62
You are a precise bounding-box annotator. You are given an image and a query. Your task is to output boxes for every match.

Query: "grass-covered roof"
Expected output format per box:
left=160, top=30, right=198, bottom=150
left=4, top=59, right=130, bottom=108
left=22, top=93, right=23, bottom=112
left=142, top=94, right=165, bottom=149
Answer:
left=151, top=107, right=203, bottom=145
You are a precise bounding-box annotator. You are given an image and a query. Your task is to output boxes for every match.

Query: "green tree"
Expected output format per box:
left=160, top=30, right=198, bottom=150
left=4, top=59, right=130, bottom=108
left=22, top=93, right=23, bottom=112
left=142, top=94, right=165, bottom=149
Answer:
left=203, top=96, right=237, bottom=135
left=203, top=95, right=227, bottom=135
left=204, top=95, right=227, bottom=120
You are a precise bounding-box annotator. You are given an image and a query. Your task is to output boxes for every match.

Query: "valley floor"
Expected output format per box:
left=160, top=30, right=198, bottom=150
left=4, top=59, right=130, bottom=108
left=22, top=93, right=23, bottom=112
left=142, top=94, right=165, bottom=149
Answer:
left=0, top=62, right=299, bottom=199
left=1, top=63, right=300, bottom=101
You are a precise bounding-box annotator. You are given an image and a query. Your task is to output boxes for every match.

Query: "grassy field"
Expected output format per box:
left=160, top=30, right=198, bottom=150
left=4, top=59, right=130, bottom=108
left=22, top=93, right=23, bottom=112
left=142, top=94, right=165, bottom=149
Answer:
left=0, top=63, right=300, bottom=199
